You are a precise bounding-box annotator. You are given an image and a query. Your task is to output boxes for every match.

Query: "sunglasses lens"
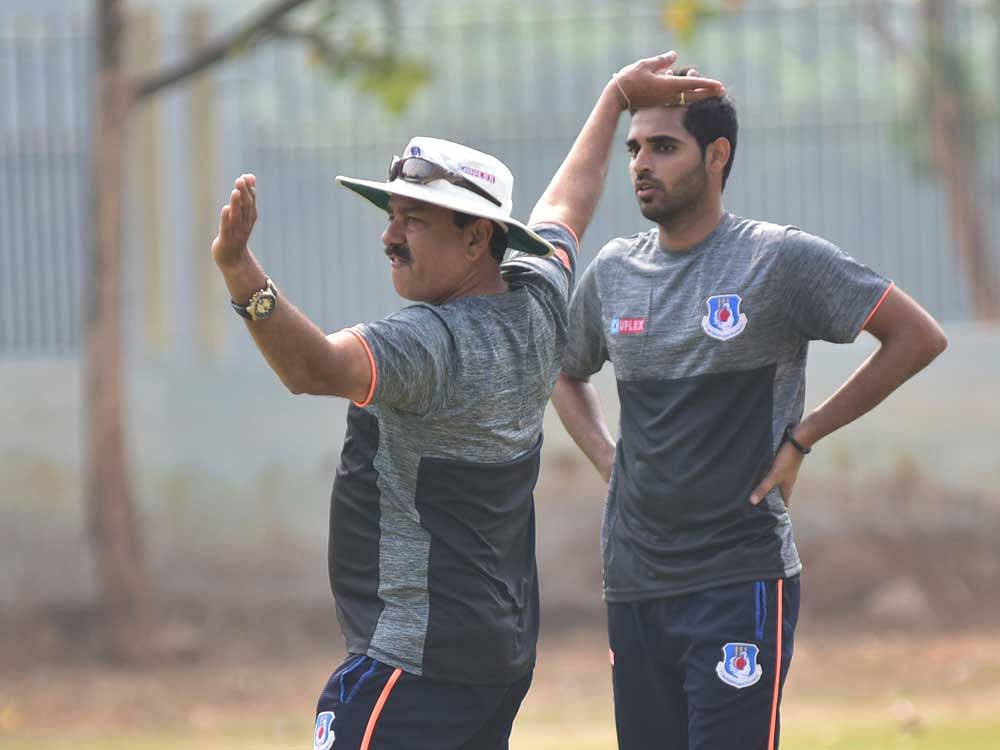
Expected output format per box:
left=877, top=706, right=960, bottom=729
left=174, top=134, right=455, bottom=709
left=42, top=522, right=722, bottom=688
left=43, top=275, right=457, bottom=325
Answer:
left=387, top=157, right=401, bottom=180
left=399, top=158, right=437, bottom=182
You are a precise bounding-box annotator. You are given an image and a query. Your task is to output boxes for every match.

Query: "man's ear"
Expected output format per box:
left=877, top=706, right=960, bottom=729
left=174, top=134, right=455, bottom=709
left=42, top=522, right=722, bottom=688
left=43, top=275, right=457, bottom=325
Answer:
left=706, top=137, right=731, bottom=178
left=464, top=218, right=493, bottom=260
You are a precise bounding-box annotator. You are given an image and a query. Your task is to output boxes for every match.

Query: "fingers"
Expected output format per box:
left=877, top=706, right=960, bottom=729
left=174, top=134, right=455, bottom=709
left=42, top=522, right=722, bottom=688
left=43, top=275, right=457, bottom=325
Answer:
left=642, top=50, right=677, bottom=71
left=748, top=476, right=773, bottom=506
left=671, top=75, right=725, bottom=93
left=677, top=86, right=725, bottom=106
left=230, top=174, right=258, bottom=230
left=619, top=57, right=725, bottom=109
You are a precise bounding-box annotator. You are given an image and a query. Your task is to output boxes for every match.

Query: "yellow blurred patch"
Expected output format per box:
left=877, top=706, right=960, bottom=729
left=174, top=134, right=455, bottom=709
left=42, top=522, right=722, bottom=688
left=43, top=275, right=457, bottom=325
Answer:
left=0, top=705, right=24, bottom=733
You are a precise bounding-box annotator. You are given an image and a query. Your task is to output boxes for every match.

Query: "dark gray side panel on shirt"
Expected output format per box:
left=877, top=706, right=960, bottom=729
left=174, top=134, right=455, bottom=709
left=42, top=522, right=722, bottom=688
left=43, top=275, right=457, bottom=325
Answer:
left=329, top=405, right=384, bottom=655
left=608, top=364, right=789, bottom=597
left=415, top=438, right=542, bottom=685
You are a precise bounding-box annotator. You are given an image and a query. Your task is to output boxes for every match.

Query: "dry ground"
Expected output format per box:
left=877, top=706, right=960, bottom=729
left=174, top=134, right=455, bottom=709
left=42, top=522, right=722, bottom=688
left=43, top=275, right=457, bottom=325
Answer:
left=2, top=623, right=1000, bottom=748
left=4, top=450, right=1000, bottom=747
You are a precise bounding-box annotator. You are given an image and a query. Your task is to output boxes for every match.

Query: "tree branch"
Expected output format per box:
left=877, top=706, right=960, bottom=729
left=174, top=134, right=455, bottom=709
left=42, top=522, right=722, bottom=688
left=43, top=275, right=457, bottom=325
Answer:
left=132, top=0, right=320, bottom=101
left=865, top=0, right=929, bottom=83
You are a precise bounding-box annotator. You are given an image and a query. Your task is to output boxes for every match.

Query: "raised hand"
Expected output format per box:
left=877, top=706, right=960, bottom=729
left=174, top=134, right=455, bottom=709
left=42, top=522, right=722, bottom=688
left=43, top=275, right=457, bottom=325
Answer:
left=212, top=173, right=258, bottom=269
left=613, top=52, right=725, bottom=111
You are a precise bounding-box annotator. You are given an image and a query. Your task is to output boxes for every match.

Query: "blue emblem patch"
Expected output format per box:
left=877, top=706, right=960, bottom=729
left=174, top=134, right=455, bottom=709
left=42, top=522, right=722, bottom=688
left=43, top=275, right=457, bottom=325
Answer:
left=314, top=710, right=335, bottom=750
left=715, top=642, right=763, bottom=689
left=701, top=294, right=748, bottom=341
left=410, top=145, right=422, bottom=157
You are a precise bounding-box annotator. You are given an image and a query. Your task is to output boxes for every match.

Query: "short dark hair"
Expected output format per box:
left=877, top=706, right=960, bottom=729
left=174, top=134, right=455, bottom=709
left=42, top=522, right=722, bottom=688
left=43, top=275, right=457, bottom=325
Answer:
left=674, top=70, right=738, bottom=190
left=452, top=212, right=508, bottom=263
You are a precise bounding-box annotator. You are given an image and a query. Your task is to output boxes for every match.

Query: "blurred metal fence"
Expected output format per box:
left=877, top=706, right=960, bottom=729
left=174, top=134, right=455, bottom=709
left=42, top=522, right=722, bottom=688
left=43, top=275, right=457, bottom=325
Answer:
left=1, top=0, right=998, bottom=359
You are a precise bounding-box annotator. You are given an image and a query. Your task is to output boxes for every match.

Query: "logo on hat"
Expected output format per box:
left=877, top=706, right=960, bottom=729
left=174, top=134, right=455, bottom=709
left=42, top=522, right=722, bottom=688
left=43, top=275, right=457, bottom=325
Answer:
left=701, top=294, right=747, bottom=341
left=716, top=642, right=763, bottom=688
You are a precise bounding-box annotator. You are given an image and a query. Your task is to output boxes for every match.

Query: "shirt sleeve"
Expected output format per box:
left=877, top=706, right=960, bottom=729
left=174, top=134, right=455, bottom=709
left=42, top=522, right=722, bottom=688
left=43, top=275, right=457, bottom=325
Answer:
left=352, top=304, right=455, bottom=414
left=501, top=221, right=579, bottom=305
left=561, top=254, right=608, bottom=378
left=780, top=228, right=893, bottom=343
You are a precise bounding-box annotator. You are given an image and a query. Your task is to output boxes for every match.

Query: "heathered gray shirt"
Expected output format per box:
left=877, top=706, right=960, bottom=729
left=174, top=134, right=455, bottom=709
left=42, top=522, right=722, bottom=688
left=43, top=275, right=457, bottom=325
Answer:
left=329, top=222, right=577, bottom=685
left=562, top=213, right=892, bottom=602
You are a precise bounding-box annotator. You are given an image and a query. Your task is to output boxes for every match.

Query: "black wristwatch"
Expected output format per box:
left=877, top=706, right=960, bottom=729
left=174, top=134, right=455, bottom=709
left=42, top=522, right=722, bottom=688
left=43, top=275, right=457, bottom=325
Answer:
left=231, top=278, right=278, bottom=321
left=782, top=424, right=811, bottom=455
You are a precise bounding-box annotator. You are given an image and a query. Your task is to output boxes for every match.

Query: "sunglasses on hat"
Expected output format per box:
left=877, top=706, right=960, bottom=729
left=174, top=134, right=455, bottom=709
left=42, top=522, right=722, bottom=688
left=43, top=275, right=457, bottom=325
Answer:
left=387, top=156, right=502, bottom=208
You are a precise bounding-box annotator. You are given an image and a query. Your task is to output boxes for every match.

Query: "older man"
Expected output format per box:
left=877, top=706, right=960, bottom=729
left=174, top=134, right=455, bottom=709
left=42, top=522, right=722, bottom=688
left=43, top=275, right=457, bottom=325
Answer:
left=211, top=54, right=722, bottom=750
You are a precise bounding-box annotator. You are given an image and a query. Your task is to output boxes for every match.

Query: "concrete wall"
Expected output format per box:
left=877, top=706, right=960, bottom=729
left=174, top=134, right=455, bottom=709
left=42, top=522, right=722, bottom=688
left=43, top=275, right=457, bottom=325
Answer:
left=2, top=323, right=996, bottom=613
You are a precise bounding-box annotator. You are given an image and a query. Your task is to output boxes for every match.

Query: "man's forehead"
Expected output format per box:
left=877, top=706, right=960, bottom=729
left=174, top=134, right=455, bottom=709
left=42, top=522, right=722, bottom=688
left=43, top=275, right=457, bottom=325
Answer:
left=627, top=106, right=691, bottom=141
left=388, top=195, right=439, bottom=214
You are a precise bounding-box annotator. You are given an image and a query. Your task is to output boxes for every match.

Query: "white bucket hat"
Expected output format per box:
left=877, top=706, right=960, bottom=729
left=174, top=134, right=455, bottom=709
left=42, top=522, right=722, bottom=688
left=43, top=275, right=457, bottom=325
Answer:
left=336, top=137, right=554, bottom=257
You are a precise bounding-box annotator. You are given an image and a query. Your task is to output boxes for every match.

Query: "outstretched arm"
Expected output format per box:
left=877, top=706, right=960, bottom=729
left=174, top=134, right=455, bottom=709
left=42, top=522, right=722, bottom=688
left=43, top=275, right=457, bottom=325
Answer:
left=212, top=173, right=372, bottom=401
left=749, top=287, right=947, bottom=506
left=529, top=51, right=724, bottom=240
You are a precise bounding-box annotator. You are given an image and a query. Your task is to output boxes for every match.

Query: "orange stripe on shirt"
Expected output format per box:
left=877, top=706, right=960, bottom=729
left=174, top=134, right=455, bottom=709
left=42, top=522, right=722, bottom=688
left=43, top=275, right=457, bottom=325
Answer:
left=767, top=579, right=785, bottom=750
left=535, top=219, right=579, bottom=271
left=861, top=282, right=896, bottom=331
left=345, top=328, right=377, bottom=407
left=553, top=247, right=572, bottom=271
left=540, top=218, right=580, bottom=250
left=360, top=667, right=402, bottom=750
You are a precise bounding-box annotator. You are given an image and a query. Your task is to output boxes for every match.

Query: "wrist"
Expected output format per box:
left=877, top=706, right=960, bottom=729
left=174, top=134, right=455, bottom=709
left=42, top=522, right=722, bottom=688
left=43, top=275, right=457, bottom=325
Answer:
left=782, top=424, right=811, bottom=455
left=213, top=244, right=251, bottom=274
left=217, top=253, right=268, bottom=301
left=607, top=76, right=630, bottom=112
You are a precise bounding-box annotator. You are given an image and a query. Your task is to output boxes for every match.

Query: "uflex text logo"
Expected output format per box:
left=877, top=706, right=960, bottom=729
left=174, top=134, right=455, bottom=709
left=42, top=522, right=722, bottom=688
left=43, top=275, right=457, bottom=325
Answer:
left=610, top=317, right=646, bottom=335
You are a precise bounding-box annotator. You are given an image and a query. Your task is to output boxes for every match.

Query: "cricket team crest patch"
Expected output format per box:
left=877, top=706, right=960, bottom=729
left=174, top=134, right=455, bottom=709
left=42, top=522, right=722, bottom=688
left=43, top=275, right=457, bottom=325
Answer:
left=314, top=711, right=335, bottom=750
left=716, top=642, right=763, bottom=688
left=701, top=294, right=748, bottom=341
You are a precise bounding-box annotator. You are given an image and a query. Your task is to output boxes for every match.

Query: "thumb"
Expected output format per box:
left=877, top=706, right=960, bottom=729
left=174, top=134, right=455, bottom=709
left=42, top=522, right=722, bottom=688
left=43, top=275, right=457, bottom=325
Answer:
left=749, top=474, right=774, bottom=506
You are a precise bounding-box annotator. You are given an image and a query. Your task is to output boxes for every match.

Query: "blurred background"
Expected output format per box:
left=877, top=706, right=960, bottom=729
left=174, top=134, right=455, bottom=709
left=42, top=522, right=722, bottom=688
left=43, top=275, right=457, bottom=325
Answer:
left=2, top=0, right=998, bottom=748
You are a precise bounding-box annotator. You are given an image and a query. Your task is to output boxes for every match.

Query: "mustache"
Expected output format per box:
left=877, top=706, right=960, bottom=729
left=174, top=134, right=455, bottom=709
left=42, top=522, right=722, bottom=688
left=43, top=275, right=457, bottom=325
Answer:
left=384, top=244, right=411, bottom=261
left=634, top=172, right=664, bottom=190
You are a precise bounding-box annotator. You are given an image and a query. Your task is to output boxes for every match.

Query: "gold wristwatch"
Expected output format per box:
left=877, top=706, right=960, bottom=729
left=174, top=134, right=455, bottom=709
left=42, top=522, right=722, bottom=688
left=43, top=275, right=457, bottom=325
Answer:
left=231, top=278, right=278, bottom=321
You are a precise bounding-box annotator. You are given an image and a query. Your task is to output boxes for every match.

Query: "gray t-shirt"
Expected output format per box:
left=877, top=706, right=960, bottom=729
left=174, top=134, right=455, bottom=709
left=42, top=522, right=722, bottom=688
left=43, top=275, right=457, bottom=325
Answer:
left=329, top=222, right=577, bottom=684
left=563, top=213, right=892, bottom=601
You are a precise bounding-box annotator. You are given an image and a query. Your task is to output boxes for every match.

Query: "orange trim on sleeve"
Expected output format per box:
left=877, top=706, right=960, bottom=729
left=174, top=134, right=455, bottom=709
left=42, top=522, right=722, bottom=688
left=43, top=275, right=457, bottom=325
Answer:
left=861, top=282, right=895, bottom=331
left=359, top=667, right=402, bottom=750
left=767, top=579, right=785, bottom=750
left=345, top=328, right=377, bottom=407
left=553, top=247, right=572, bottom=271
left=540, top=218, right=581, bottom=250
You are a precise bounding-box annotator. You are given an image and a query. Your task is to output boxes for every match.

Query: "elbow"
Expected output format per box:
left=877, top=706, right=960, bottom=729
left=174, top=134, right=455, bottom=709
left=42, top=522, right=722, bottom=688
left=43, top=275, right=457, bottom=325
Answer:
left=922, top=323, right=948, bottom=364
left=283, top=377, right=308, bottom=395
left=280, top=370, right=319, bottom=396
left=900, top=324, right=947, bottom=373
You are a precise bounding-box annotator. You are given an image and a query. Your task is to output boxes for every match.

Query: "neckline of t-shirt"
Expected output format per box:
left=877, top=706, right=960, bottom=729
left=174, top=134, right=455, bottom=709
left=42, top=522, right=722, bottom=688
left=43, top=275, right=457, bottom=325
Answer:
left=416, top=283, right=527, bottom=313
left=651, top=212, right=734, bottom=262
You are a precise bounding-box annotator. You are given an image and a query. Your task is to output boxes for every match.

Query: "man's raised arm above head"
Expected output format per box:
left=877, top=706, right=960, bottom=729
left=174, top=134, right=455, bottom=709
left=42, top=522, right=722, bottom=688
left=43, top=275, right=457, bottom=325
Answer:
left=529, top=51, right=724, bottom=242
left=543, top=53, right=724, bottom=481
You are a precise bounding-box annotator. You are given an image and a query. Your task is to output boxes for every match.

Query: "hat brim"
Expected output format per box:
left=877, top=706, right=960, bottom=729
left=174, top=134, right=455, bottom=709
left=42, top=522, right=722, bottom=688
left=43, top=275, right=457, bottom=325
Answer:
left=336, top=175, right=554, bottom=258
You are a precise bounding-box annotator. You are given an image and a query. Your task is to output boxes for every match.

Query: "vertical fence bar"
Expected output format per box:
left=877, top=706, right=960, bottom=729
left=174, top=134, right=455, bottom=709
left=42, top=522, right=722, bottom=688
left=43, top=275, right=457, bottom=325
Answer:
left=186, top=6, right=224, bottom=360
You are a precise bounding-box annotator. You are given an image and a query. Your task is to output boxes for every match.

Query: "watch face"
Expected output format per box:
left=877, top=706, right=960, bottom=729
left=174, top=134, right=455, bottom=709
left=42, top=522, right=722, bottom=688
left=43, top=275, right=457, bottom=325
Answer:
left=252, top=293, right=275, bottom=320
